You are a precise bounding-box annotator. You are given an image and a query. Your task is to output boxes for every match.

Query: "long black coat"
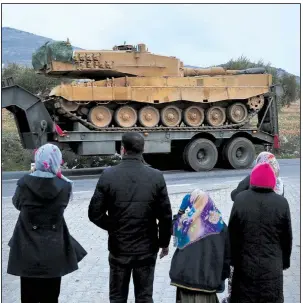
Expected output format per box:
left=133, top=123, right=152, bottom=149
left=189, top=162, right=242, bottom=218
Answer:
left=229, top=188, right=292, bottom=303
left=7, top=175, right=87, bottom=278
left=88, top=154, right=172, bottom=256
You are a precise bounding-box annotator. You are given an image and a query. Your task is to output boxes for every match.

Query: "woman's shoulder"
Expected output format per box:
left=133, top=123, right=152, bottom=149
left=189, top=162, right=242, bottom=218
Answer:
left=20, top=174, right=71, bottom=192
left=269, top=190, right=289, bottom=205
left=17, top=175, right=29, bottom=187
left=54, top=177, right=72, bottom=191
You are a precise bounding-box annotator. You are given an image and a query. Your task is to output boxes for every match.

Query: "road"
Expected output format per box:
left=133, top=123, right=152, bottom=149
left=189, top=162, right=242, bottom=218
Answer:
left=2, top=159, right=300, bottom=198
left=2, top=158, right=300, bottom=302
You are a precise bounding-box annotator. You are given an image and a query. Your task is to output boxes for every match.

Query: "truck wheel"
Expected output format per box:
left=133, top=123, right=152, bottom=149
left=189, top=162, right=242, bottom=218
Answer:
left=225, top=137, right=255, bottom=169
left=184, top=138, right=218, bottom=171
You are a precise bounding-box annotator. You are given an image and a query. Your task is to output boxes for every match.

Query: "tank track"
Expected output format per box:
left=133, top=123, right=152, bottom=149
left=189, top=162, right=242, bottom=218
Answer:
left=51, top=98, right=259, bottom=132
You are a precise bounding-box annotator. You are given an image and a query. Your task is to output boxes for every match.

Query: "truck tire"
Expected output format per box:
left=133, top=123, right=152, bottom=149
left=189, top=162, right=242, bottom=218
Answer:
left=184, top=138, right=218, bottom=171
left=225, top=137, right=255, bottom=169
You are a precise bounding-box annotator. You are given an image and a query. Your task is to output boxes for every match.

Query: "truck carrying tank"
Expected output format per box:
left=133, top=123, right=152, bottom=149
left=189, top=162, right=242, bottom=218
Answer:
left=32, top=41, right=271, bottom=130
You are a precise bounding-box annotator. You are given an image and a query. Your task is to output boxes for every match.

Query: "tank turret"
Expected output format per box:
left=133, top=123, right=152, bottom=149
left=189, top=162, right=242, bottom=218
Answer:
left=32, top=40, right=266, bottom=80
left=33, top=41, right=183, bottom=79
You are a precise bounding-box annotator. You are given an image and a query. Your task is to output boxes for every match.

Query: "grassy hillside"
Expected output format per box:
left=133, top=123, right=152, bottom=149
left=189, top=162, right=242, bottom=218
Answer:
left=278, top=100, right=300, bottom=158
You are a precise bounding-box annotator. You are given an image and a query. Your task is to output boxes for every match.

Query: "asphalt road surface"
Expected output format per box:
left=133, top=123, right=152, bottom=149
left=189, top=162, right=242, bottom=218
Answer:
left=2, top=159, right=300, bottom=199
left=2, top=158, right=300, bottom=302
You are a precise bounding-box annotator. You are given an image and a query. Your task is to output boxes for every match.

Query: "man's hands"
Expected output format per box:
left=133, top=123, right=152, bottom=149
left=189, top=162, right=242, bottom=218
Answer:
left=159, top=247, right=169, bottom=259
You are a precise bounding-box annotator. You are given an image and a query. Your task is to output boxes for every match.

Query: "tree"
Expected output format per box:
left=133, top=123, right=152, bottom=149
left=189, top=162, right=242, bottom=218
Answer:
left=280, top=74, right=299, bottom=107
left=222, top=56, right=299, bottom=107
left=2, top=63, right=69, bottom=96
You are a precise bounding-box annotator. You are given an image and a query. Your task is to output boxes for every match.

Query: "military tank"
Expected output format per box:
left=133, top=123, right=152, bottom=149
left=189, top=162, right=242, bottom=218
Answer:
left=32, top=40, right=271, bottom=130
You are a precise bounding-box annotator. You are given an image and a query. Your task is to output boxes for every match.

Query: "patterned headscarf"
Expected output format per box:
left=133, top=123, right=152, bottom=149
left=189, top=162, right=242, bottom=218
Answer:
left=30, top=144, right=73, bottom=198
left=173, top=189, right=224, bottom=249
left=255, top=152, right=283, bottom=195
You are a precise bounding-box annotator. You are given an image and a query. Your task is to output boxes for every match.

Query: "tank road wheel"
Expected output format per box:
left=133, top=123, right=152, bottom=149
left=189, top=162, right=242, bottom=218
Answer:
left=60, top=100, right=80, bottom=112
left=184, top=138, right=218, bottom=171
left=247, top=95, right=265, bottom=110
left=184, top=106, right=205, bottom=127
left=225, top=137, right=255, bottom=169
left=138, top=106, right=160, bottom=128
left=206, top=106, right=226, bottom=127
left=88, top=105, right=112, bottom=128
left=115, top=106, right=137, bottom=128
left=227, top=103, right=248, bottom=124
left=161, top=105, right=182, bottom=127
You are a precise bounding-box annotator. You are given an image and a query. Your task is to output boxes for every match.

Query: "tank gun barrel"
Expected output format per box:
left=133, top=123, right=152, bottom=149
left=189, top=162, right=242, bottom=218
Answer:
left=183, top=67, right=237, bottom=76
left=183, top=66, right=266, bottom=77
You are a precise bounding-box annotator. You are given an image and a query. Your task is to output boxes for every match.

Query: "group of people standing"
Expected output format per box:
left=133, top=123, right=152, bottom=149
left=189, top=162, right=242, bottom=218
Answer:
left=7, top=132, right=292, bottom=303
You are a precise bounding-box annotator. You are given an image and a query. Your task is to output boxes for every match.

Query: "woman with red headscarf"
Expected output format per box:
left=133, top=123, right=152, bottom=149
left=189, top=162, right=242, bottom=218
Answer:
left=228, top=162, right=292, bottom=303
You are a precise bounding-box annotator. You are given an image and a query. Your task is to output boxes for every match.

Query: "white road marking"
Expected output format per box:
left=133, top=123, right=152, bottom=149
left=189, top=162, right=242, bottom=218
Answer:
left=2, top=179, right=19, bottom=182
left=2, top=176, right=297, bottom=199
left=168, top=183, right=191, bottom=187
left=2, top=190, right=93, bottom=200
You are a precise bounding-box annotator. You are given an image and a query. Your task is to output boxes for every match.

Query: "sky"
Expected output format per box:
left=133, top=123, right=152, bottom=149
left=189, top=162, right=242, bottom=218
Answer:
left=2, top=3, right=301, bottom=75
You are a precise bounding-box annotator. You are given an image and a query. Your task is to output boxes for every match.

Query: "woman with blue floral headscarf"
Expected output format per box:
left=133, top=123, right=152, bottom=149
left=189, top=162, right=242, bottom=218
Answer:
left=169, top=189, right=231, bottom=303
left=7, top=144, right=87, bottom=303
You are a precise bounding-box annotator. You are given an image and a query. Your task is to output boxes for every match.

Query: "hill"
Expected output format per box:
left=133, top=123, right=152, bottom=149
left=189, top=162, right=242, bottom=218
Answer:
left=2, top=27, right=300, bottom=84
left=2, top=27, right=82, bottom=67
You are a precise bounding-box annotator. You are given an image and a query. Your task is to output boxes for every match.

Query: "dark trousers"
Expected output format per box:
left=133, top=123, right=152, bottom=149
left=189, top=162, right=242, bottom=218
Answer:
left=20, top=277, right=61, bottom=303
left=109, top=253, right=157, bottom=303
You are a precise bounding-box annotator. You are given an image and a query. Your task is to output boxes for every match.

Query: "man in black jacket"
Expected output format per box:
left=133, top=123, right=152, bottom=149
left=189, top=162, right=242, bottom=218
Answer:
left=88, top=132, right=172, bottom=303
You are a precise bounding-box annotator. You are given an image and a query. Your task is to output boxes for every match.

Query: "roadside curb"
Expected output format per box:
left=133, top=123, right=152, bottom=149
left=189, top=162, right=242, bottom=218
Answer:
left=2, top=167, right=108, bottom=181
left=2, top=167, right=250, bottom=181
left=2, top=158, right=299, bottom=181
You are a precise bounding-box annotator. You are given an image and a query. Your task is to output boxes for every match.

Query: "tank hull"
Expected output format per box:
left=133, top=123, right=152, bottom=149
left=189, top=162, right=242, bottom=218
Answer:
left=51, top=74, right=271, bottom=103
left=48, top=74, right=271, bottom=130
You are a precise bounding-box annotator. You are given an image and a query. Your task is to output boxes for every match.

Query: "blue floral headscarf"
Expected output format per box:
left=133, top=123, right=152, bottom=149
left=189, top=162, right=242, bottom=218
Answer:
left=173, top=189, right=224, bottom=249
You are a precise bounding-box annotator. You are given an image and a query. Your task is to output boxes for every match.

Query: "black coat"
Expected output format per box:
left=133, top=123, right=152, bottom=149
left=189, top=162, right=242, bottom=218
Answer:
left=229, top=188, right=292, bottom=303
left=231, top=175, right=284, bottom=201
left=88, top=154, right=172, bottom=256
left=7, top=175, right=87, bottom=278
left=170, top=225, right=231, bottom=293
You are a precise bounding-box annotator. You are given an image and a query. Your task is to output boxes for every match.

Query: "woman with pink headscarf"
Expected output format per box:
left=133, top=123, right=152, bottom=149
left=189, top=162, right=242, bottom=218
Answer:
left=231, top=151, right=284, bottom=201
left=7, top=144, right=87, bottom=303
left=227, top=162, right=292, bottom=303
left=222, top=152, right=286, bottom=303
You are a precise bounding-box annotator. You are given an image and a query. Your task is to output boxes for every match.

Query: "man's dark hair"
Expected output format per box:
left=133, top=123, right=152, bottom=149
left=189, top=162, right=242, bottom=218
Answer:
left=122, top=132, right=144, bottom=155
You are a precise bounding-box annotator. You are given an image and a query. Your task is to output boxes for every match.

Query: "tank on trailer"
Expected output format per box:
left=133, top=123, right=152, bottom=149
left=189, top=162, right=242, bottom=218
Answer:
left=31, top=40, right=272, bottom=131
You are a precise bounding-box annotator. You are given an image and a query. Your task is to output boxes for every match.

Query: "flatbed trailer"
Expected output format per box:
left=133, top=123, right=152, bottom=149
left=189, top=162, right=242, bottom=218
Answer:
left=2, top=77, right=280, bottom=171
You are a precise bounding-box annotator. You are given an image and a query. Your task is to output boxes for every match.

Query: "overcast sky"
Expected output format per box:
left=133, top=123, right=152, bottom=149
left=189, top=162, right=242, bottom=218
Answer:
left=2, top=3, right=300, bottom=75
